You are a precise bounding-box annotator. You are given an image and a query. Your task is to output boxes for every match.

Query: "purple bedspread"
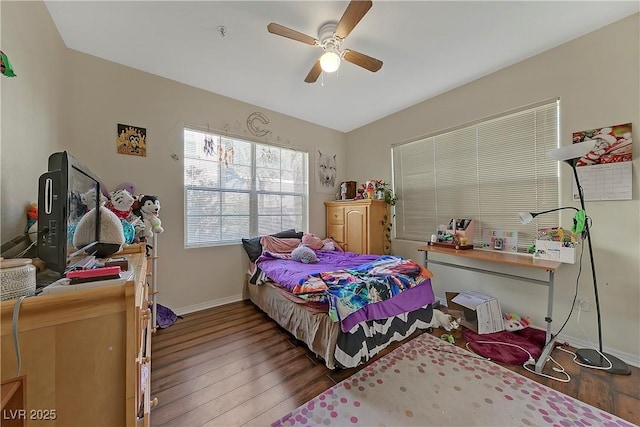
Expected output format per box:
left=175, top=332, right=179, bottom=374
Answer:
left=256, top=250, right=379, bottom=292
left=256, top=250, right=435, bottom=331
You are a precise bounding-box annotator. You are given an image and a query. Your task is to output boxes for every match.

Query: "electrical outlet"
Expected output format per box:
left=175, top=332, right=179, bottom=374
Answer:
left=577, top=298, right=590, bottom=312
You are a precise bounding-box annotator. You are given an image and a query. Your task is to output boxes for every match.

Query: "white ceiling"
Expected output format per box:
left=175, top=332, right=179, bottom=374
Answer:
left=44, top=1, right=639, bottom=133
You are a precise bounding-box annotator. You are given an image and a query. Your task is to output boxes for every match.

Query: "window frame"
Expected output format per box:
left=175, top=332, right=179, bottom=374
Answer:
left=392, top=99, right=560, bottom=249
left=183, top=127, right=309, bottom=248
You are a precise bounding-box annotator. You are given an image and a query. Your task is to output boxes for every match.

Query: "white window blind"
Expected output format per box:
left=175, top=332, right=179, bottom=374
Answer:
left=184, top=128, right=308, bottom=247
left=392, top=100, right=559, bottom=248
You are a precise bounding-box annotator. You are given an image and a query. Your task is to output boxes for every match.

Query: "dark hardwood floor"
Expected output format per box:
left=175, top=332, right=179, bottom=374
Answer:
left=151, top=300, right=640, bottom=426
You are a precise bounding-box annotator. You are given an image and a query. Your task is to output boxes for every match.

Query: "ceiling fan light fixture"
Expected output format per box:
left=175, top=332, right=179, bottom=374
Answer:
left=267, top=1, right=382, bottom=83
left=320, top=50, right=340, bottom=73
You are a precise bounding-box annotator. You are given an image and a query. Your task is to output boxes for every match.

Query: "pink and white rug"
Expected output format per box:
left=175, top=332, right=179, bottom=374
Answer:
left=273, top=333, right=633, bottom=426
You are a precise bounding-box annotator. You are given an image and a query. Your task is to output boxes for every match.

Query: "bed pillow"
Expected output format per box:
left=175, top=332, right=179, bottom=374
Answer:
left=241, top=237, right=263, bottom=262
left=273, top=229, right=304, bottom=239
left=260, top=235, right=302, bottom=255
left=291, top=245, right=318, bottom=264
left=242, top=229, right=302, bottom=262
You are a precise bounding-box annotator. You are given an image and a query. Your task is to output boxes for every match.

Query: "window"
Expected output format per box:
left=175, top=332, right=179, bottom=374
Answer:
left=184, top=128, right=308, bottom=247
left=392, top=100, right=559, bottom=248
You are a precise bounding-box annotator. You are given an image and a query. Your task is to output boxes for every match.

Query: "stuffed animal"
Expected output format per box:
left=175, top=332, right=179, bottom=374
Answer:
left=107, top=188, right=135, bottom=220
left=133, top=194, right=164, bottom=239
left=291, top=244, right=318, bottom=264
left=301, top=233, right=324, bottom=250
left=27, top=203, right=38, bottom=243
left=106, top=188, right=145, bottom=241
left=80, top=187, right=108, bottom=210
left=73, top=206, right=125, bottom=257
left=503, top=313, right=531, bottom=332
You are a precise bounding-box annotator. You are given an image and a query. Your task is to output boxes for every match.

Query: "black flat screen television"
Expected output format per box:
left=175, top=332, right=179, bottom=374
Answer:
left=37, top=151, right=103, bottom=277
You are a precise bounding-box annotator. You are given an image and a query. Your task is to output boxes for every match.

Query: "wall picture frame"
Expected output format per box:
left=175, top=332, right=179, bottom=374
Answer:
left=117, top=124, right=147, bottom=157
left=315, top=148, right=338, bottom=194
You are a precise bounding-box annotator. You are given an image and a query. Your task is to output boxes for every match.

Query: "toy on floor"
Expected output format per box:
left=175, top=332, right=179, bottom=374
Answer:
left=440, top=334, right=455, bottom=344
left=503, top=313, right=531, bottom=332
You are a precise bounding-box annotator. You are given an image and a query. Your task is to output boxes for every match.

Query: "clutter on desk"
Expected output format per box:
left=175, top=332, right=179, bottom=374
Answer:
left=481, top=229, right=518, bottom=253
left=532, top=227, right=578, bottom=264
left=428, top=219, right=475, bottom=250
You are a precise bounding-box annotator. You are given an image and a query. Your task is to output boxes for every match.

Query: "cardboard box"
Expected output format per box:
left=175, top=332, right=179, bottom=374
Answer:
left=446, top=291, right=504, bottom=334
left=534, top=240, right=577, bottom=264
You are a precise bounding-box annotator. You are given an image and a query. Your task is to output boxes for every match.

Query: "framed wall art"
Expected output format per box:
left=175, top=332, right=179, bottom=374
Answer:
left=117, top=123, right=147, bottom=157
left=315, top=148, right=338, bottom=194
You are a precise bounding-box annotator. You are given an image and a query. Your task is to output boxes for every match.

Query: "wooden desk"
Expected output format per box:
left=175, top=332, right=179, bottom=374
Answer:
left=417, top=244, right=563, bottom=373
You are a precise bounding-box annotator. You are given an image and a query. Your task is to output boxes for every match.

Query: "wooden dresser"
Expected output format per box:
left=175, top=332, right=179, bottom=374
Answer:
left=325, top=199, right=389, bottom=255
left=0, top=244, right=154, bottom=426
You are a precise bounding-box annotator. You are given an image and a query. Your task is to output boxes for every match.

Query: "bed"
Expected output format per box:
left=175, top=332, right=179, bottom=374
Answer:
left=243, top=231, right=436, bottom=370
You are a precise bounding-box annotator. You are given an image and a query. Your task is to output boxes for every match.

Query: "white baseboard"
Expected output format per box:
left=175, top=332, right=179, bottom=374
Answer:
left=173, top=294, right=244, bottom=316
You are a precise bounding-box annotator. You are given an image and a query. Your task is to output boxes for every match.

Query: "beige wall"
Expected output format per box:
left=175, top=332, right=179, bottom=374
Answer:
left=347, top=14, right=640, bottom=365
left=0, top=1, right=346, bottom=313
left=0, top=1, right=69, bottom=244
left=63, top=51, right=346, bottom=312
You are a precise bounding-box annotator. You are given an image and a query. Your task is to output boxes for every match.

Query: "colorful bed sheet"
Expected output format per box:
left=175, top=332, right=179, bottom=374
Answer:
left=256, top=250, right=379, bottom=291
left=256, top=251, right=434, bottom=330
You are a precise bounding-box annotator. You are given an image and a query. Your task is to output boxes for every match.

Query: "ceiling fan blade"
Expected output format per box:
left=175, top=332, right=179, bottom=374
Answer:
left=304, top=60, right=322, bottom=83
left=335, top=0, right=373, bottom=39
left=267, top=23, right=317, bottom=45
left=343, top=49, right=383, bottom=72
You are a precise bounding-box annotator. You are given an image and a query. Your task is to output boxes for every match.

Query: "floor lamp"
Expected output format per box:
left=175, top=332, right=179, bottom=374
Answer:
left=542, top=141, right=631, bottom=375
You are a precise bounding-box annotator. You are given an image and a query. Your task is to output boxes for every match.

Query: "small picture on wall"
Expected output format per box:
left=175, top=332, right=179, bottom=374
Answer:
left=117, top=124, right=147, bottom=157
left=315, top=148, right=338, bottom=194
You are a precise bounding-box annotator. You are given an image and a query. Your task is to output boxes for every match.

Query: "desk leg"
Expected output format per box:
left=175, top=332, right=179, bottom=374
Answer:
left=424, top=249, right=558, bottom=374
left=535, top=270, right=556, bottom=373
left=545, top=270, right=554, bottom=345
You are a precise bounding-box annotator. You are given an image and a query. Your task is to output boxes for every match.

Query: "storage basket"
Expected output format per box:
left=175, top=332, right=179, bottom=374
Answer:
left=1, top=258, right=36, bottom=300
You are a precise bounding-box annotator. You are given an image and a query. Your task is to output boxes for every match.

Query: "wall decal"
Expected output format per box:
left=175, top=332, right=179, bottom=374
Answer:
left=246, top=112, right=270, bottom=137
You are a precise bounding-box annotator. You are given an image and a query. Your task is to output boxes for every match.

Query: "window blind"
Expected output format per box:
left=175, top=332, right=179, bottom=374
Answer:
left=184, top=128, right=308, bottom=248
left=392, top=100, right=559, bottom=248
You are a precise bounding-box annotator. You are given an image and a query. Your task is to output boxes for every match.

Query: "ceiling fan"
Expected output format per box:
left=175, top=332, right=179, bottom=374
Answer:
left=267, top=0, right=383, bottom=83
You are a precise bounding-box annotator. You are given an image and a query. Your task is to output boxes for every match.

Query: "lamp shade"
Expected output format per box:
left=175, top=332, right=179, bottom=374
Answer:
left=320, top=51, right=340, bottom=73
left=518, top=212, right=534, bottom=224
left=547, top=140, right=595, bottom=162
